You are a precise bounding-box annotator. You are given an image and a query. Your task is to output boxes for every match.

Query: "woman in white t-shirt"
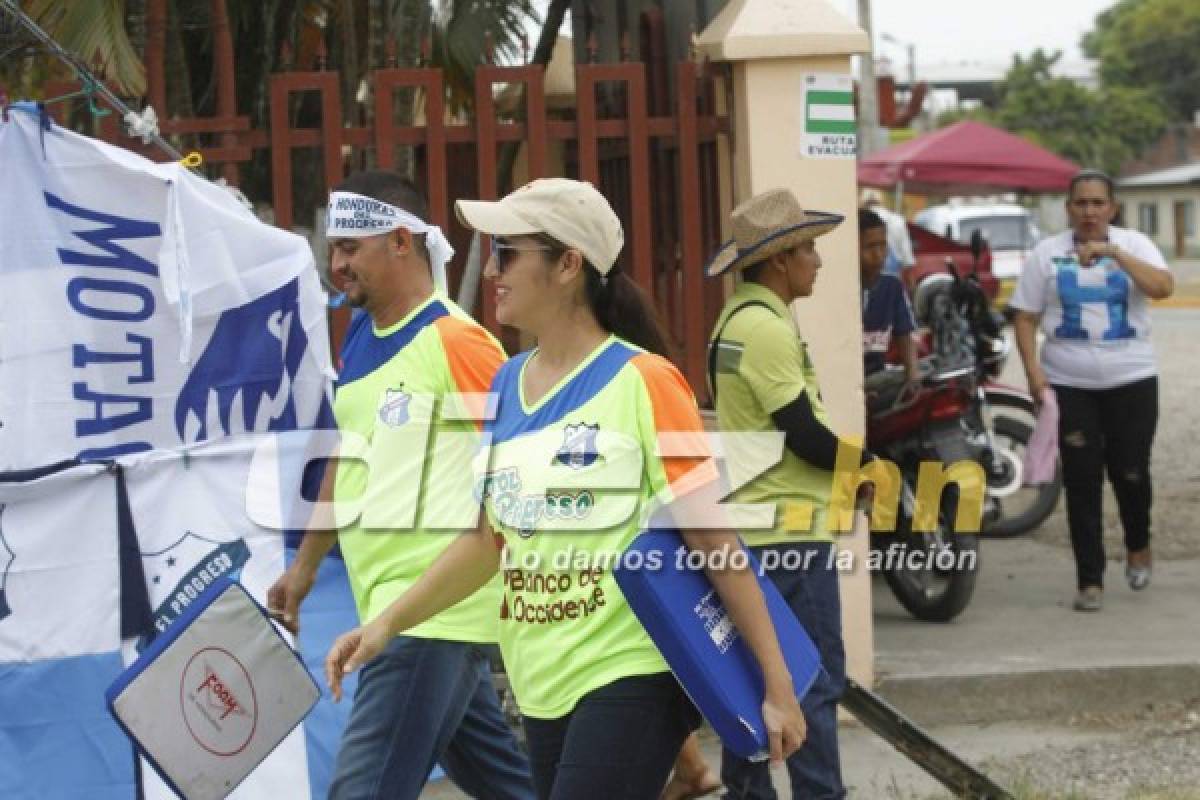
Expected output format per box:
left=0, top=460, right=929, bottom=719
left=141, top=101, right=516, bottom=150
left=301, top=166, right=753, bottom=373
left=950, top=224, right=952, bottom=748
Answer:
left=1010, top=169, right=1174, bottom=612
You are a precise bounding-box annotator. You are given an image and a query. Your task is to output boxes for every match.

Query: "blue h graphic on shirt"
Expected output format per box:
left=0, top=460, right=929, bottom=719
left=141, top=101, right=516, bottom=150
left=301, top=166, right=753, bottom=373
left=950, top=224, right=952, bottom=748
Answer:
left=1053, top=257, right=1135, bottom=340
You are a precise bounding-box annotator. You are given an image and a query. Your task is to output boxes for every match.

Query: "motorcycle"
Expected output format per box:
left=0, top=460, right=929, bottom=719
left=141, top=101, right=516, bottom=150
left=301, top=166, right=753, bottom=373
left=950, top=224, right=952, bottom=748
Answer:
left=865, top=358, right=982, bottom=623
left=910, top=238, right=1062, bottom=539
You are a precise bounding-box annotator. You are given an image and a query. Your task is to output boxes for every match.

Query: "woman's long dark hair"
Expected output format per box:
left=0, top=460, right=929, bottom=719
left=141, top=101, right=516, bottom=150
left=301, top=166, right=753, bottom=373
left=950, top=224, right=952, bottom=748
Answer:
left=536, top=234, right=672, bottom=358
left=584, top=265, right=673, bottom=359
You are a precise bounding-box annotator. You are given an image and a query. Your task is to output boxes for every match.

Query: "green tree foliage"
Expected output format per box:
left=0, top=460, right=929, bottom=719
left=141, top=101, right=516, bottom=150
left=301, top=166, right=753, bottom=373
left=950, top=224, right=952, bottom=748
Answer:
left=1, top=1, right=538, bottom=123
left=1, top=1, right=542, bottom=211
left=937, top=49, right=1168, bottom=175
left=1083, top=0, right=1200, bottom=122
left=21, top=0, right=146, bottom=95
left=430, top=0, right=538, bottom=111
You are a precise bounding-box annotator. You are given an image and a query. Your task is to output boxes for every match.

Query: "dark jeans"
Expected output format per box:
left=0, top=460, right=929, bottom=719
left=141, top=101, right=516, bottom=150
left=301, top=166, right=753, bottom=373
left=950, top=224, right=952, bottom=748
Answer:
left=722, top=541, right=847, bottom=800
left=1054, top=377, right=1158, bottom=590
left=328, top=635, right=535, bottom=800
left=521, top=672, right=701, bottom=800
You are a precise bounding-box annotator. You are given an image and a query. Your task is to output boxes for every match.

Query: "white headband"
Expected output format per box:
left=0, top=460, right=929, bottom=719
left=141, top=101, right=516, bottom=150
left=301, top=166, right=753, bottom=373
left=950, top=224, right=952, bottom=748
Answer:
left=326, top=191, right=452, bottom=292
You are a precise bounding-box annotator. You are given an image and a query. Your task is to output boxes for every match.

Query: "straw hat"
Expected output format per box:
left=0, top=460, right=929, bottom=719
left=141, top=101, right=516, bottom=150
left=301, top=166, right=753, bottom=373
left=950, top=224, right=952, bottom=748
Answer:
left=859, top=188, right=884, bottom=207
left=705, top=189, right=843, bottom=277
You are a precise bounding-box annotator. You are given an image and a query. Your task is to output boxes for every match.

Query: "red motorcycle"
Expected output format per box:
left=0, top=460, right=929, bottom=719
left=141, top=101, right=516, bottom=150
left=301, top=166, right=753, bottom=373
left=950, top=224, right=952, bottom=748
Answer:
left=866, top=356, right=982, bottom=623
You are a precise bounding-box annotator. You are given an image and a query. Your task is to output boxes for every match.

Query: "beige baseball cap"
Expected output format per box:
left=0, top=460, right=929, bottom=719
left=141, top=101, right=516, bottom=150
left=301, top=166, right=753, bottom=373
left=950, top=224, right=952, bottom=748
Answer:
left=455, top=178, right=625, bottom=275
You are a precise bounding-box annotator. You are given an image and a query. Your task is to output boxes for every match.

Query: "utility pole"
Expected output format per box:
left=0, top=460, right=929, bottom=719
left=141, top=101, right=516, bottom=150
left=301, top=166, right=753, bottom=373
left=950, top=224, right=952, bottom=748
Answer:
left=881, top=32, right=916, bottom=88
left=856, top=0, right=880, bottom=157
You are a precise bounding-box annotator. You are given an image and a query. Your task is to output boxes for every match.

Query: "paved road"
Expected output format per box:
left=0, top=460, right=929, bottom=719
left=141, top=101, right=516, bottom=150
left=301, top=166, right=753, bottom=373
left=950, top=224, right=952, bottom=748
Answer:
left=422, top=306, right=1200, bottom=800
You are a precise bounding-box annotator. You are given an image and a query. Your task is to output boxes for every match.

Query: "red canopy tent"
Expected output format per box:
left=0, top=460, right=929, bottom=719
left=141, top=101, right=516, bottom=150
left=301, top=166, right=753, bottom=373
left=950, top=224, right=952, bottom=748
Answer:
left=857, top=120, right=1079, bottom=195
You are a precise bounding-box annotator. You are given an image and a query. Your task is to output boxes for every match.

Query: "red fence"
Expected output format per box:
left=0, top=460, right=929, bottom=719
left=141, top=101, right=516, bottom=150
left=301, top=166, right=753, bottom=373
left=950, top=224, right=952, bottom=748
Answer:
left=40, top=61, right=731, bottom=404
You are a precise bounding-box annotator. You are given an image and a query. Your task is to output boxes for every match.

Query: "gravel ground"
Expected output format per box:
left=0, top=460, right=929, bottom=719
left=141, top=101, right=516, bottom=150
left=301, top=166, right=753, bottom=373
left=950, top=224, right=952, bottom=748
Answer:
left=877, top=307, right=1200, bottom=800
left=977, top=700, right=1200, bottom=800
left=1003, top=308, right=1200, bottom=561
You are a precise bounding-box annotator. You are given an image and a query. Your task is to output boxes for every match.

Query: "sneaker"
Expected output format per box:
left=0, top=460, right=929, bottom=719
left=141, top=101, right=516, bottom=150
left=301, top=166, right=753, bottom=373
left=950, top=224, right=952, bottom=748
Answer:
left=1126, top=550, right=1152, bottom=591
left=1073, top=587, right=1103, bottom=612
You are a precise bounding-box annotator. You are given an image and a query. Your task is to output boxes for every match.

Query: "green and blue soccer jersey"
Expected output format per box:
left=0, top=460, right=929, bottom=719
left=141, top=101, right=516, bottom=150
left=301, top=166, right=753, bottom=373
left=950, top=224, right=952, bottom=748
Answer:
left=479, top=336, right=716, bottom=719
left=333, top=293, right=505, bottom=642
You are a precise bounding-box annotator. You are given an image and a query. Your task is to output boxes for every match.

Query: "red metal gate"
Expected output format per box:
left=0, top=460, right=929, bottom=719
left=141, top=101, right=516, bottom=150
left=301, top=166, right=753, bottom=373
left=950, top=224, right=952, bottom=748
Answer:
left=36, top=59, right=731, bottom=404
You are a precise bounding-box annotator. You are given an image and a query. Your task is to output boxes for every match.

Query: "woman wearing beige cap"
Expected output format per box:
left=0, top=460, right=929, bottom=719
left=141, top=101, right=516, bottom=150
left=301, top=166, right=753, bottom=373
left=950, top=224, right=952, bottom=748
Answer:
left=324, top=178, right=807, bottom=799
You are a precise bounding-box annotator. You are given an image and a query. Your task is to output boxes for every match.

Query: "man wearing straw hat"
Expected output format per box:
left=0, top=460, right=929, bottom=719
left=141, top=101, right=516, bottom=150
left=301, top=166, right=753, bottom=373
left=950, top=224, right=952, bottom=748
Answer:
left=704, top=188, right=852, bottom=799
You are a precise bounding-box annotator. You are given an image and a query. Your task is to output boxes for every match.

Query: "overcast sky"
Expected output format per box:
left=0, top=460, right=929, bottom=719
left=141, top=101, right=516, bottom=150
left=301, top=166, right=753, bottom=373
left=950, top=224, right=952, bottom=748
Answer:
left=831, top=0, right=1119, bottom=69
left=535, top=1, right=1120, bottom=71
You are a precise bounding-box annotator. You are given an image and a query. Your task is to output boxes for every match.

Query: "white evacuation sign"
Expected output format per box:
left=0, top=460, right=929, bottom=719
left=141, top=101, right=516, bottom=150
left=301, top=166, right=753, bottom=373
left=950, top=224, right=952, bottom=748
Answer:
left=801, top=73, right=857, bottom=159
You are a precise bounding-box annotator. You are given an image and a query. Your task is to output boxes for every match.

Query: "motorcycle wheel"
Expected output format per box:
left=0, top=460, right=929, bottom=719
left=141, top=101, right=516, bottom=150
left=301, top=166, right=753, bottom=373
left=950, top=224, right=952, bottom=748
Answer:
left=980, top=405, right=1063, bottom=539
left=882, top=490, right=978, bottom=623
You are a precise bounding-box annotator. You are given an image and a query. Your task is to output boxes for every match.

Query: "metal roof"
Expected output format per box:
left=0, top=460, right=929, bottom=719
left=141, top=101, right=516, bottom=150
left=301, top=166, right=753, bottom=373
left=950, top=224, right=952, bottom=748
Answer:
left=1119, top=162, right=1200, bottom=189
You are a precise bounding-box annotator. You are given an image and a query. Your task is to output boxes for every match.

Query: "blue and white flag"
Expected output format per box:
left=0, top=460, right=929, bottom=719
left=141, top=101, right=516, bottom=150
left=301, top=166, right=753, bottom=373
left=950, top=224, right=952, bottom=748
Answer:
left=0, top=107, right=352, bottom=797
left=0, top=463, right=133, bottom=799
left=0, top=105, right=335, bottom=468
left=120, top=439, right=313, bottom=799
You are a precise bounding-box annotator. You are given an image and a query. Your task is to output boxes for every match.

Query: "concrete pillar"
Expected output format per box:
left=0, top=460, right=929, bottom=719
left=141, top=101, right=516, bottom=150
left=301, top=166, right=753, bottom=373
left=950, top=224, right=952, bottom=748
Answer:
left=699, top=0, right=874, bottom=687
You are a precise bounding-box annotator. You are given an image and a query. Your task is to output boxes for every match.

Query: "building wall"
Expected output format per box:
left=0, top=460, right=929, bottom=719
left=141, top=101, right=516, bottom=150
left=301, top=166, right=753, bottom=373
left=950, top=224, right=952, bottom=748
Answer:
left=1120, top=124, right=1200, bottom=179
left=1116, top=185, right=1200, bottom=259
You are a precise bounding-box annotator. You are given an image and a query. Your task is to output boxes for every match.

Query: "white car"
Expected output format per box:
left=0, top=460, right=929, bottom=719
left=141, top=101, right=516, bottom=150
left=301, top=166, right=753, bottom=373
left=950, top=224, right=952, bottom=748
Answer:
left=914, top=204, right=1040, bottom=304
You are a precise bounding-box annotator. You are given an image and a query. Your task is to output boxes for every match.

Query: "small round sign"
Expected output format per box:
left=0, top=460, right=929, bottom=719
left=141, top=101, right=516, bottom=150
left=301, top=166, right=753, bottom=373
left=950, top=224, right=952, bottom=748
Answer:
left=180, top=647, right=258, bottom=757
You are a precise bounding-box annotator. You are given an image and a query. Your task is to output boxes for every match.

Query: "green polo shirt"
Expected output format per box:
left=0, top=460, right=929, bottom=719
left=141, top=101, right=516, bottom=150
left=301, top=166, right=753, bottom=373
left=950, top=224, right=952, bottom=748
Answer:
left=709, top=281, right=834, bottom=544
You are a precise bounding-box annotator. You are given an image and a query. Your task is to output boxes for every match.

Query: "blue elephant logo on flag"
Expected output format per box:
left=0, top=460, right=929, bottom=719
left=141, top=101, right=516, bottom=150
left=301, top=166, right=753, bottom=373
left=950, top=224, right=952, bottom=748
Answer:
left=175, top=279, right=333, bottom=442
left=555, top=423, right=601, bottom=469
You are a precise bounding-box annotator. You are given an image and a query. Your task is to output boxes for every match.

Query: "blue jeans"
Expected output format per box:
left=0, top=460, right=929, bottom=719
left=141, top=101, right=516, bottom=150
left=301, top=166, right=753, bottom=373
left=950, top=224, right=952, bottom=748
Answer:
left=329, top=635, right=535, bottom=800
left=721, top=541, right=847, bottom=800
left=522, top=672, right=702, bottom=800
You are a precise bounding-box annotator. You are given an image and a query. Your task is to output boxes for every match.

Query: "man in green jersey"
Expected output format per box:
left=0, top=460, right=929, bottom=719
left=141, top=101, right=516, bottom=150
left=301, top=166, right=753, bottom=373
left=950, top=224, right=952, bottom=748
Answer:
left=267, top=171, right=533, bottom=800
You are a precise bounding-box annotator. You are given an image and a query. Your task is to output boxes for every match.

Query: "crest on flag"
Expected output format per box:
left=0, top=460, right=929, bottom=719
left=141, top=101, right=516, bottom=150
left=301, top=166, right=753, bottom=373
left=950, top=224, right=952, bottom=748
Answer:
left=139, top=531, right=251, bottom=649
left=555, top=423, right=601, bottom=469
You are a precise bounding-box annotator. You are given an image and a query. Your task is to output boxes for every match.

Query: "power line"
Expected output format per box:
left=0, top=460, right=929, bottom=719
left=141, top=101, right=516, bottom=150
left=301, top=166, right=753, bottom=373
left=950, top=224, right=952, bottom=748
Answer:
left=0, top=0, right=184, bottom=161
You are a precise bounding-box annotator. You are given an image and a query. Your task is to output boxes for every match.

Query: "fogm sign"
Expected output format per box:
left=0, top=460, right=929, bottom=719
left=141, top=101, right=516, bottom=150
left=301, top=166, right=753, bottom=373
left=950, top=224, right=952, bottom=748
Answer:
left=180, top=647, right=258, bottom=757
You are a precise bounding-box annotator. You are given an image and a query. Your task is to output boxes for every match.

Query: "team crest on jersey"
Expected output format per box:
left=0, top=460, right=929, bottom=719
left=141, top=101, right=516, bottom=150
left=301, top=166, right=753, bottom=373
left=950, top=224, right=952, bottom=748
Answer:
left=0, top=505, right=12, bottom=622
left=555, top=423, right=601, bottom=469
left=378, top=387, right=412, bottom=427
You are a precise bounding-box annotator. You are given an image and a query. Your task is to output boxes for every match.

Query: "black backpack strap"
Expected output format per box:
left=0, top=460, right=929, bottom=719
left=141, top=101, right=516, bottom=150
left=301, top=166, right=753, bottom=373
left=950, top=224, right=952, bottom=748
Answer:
left=707, top=300, right=775, bottom=406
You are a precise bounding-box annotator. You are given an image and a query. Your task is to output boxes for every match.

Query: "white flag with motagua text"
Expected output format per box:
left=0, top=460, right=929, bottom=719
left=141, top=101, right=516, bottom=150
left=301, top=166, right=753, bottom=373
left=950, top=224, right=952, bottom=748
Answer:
left=0, top=104, right=335, bottom=470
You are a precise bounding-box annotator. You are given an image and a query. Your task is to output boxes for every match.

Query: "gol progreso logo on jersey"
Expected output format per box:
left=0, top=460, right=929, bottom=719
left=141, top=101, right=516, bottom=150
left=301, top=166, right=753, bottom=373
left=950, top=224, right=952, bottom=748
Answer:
left=478, top=468, right=597, bottom=539
left=476, top=421, right=653, bottom=537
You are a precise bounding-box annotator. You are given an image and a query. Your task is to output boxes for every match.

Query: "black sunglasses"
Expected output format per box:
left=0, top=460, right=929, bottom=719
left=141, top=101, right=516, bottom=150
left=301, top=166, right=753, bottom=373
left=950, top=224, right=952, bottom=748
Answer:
left=492, top=239, right=555, bottom=272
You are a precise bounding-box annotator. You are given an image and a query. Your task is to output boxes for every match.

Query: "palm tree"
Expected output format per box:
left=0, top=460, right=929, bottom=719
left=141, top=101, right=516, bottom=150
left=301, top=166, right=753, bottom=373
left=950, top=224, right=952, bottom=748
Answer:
left=7, top=0, right=547, bottom=208
left=430, top=0, right=537, bottom=111
left=18, top=0, right=146, bottom=96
